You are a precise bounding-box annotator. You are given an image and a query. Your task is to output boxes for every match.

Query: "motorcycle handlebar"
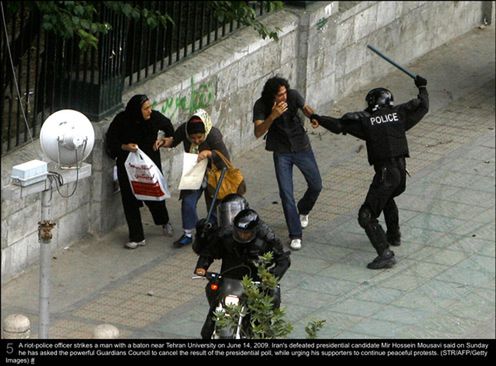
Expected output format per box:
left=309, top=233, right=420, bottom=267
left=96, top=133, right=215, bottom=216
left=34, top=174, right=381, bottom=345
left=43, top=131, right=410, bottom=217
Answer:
left=191, top=264, right=252, bottom=281
left=191, top=271, right=221, bottom=281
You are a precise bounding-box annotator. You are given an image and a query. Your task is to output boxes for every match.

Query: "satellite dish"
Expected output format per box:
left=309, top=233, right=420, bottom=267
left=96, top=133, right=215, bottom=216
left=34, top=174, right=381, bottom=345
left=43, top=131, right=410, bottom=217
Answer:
left=40, top=109, right=95, bottom=169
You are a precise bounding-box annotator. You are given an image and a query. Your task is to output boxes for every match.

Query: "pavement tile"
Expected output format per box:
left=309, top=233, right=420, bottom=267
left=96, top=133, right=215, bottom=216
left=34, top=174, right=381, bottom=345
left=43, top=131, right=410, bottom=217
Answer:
left=279, top=270, right=317, bottom=291
left=375, top=274, right=426, bottom=292
left=391, top=282, right=468, bottom=311
left=286, top=255, right=334, bottom=274
left=299, top=275, right=358, bottom=297
left=444, top=295, right=496, bottom=322
left=334, top=330, right=382, bottom=339
left=469, top=208, right=496, bottom=224
left=284, top=303, right=320, bottom=323
left=435, top=255, right=495, bottom=288
left=403, top=213, right=466, bottom=233
left=303, top=308, right=365, bottom=331
left=328, top=299, right=385, bottom=317
left=297, top=242, right=355, bottom=261
left=417, top=313, right=483, bottom=338
left=446, top=236, right=494, bottom=255
left=397, top=226, right=446, bottom=245
left=320, top=263, right=378, bottom=283
left=398, top=261, right=450, bottom=279
left=414, top=246, right=468, bottom=266
left=354, top=286, right=405, bottom=305
left=283, top=288, right=341, bottom=309
left=371, top=305, right=433, bottom=325
left=348, top=318, right=408, bottom=338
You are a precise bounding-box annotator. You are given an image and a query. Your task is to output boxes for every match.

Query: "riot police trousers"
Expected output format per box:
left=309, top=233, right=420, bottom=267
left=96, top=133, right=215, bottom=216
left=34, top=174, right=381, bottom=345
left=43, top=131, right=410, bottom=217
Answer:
left=358, top=157, right=406, bottom=257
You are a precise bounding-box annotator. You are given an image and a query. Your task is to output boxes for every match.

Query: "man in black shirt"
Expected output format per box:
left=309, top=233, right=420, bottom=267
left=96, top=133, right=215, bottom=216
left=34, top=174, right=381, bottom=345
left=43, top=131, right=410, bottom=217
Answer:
left=252, top=76, right=322, bottom=251
left=311, top=75, right=429, bottom=269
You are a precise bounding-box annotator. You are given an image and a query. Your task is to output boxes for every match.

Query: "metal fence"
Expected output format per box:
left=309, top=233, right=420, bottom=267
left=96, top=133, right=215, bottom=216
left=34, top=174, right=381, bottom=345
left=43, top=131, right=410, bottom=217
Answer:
left=1, top=1, right=274, bottom=155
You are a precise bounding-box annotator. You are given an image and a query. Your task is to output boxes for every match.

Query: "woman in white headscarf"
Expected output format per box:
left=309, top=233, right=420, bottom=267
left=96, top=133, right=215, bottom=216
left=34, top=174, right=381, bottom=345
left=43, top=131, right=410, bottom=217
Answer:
left=169, top=109, right=230, bottom=248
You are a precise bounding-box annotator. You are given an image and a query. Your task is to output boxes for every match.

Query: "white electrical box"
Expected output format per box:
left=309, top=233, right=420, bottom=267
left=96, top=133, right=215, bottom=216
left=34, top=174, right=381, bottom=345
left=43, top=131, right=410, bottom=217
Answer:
left=11, top=160, right=48, bottom=187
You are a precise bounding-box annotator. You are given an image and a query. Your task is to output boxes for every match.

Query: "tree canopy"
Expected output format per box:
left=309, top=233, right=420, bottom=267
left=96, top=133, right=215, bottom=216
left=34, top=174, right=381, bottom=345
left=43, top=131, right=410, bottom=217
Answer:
left=4, top=1, right=284, bottom=50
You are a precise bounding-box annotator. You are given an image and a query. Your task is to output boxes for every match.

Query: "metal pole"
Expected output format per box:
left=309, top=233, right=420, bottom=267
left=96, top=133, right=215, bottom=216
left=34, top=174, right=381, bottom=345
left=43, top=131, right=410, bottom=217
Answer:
left=206, top=168, right=227, bottom=224
left=38, top=189, right=55, bottom=339
left=367, top=44, right=417, bottom=79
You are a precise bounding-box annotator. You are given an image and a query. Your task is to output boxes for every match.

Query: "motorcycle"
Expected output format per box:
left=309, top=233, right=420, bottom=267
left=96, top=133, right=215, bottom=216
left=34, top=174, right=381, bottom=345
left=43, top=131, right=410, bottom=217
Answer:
left=193, top=265, right=282, bottom=339
left=193, top=267, right=250, bottom=339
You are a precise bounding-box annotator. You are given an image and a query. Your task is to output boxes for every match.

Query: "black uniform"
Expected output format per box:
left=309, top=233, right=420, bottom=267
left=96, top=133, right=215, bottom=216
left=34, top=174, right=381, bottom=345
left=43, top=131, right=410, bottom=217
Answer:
left=106, top=95, right=174, bottom=243
left=194, top=228, right=290, bottom=338
left=312, top=77, right=428, bottom=269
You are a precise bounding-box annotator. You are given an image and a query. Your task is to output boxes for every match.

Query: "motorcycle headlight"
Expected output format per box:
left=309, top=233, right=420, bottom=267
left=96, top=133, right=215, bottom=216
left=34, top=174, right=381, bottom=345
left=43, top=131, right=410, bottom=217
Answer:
left=224, top=295, right=240, bottom=306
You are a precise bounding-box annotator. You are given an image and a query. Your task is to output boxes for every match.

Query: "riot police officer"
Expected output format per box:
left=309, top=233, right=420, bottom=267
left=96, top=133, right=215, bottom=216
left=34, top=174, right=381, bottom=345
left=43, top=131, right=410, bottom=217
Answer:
left=193, top=193, right=280, bottom=255
left=311, top=75, right=429, bottom=269
left=194, top=208, right=291, bottom=338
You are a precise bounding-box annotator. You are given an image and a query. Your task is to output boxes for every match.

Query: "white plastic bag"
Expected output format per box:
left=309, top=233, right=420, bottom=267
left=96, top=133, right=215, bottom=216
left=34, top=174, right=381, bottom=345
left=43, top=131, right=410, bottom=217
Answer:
left=125, top=148, right=170, bottom=201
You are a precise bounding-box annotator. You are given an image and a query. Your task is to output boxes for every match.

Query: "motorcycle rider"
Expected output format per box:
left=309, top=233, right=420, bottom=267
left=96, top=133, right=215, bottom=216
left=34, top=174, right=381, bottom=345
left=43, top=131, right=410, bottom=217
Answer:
left=194, top=208, right=291, bottom=339
left=310, top=75, right=429, bottom=270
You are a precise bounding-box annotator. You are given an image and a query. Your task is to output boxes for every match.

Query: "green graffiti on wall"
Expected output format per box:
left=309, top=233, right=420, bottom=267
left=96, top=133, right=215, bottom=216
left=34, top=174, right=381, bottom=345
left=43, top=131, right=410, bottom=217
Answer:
left=156, top=78, right=215, bottom=119
left=316, top=17, right=328, bottom=31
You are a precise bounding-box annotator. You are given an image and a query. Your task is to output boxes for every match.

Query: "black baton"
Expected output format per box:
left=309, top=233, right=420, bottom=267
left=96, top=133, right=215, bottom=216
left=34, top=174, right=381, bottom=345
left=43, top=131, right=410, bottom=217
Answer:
left=367, top=44, right=417, bottom=79
left=205, top=167, right=227, bottom=225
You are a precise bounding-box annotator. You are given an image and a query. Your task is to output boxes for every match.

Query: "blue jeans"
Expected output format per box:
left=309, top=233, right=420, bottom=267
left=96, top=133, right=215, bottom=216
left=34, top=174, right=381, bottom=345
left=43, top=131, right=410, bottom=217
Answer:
left=273, top=149, right=322, bottom=239
left=181, top=188, right=217, bottom=231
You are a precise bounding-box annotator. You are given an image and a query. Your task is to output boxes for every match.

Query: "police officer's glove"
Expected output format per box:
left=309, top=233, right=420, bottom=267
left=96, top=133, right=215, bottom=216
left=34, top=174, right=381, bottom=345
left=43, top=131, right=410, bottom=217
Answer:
left=342, top=111, right=369, bottom=120
left=415, top=75, right=427, bottom=88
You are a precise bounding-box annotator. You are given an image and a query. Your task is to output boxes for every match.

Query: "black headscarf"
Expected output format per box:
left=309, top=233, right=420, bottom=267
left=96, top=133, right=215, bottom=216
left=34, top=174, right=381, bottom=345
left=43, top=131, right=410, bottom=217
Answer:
left=125, top=94, right=149, bottom=122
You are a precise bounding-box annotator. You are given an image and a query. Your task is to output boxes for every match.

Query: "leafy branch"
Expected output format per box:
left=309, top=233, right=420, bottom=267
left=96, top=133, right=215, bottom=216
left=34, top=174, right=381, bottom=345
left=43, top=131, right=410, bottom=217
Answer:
left=6, top=1, right=283, bottom=51
left=209, top=1, right=283, bottom=41
left=214, top=252, right=325, bottom=339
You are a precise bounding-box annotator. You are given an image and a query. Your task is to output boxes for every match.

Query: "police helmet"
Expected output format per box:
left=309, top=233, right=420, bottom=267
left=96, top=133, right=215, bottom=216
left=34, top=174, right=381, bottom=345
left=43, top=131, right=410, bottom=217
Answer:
left=232, top=209, right=259, bottom=244
left=366, top=88, right=394, bottom=111
left=217, top=194, right=249, bottom=232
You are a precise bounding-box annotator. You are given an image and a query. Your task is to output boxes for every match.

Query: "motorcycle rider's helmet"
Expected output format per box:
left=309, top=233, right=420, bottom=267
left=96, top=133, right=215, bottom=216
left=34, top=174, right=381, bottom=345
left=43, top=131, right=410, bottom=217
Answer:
left=218, top=194, right=249, bottom=232
left=366, top=87, right=394, bottom=111
left=232, top=209, right=259, bottom=244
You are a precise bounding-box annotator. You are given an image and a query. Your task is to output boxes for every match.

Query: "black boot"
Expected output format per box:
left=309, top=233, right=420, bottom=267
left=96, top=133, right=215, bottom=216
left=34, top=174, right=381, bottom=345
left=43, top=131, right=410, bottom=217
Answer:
left=367, top=249, right=396, bottom=269
left=364, top=224, right=396, bottom=270
left=386, top=230, right=401, bottom=246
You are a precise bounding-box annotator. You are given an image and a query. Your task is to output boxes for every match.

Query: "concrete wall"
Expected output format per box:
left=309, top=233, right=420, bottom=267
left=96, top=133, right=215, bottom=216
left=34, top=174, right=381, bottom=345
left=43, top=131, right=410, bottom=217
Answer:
left=1, top=1, right=491, bottom=282
left=304, top=1, right=491, bottom=109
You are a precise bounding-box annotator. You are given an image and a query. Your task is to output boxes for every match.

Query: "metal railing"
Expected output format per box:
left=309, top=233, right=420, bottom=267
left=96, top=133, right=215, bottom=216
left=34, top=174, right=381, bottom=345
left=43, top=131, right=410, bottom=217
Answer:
left=1, top=1, right=274, bottom=155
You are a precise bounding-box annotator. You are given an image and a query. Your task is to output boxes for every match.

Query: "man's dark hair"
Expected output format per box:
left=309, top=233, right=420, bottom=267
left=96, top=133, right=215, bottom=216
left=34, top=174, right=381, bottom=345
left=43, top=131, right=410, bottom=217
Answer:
left=261, top=76, right=290, bottom=116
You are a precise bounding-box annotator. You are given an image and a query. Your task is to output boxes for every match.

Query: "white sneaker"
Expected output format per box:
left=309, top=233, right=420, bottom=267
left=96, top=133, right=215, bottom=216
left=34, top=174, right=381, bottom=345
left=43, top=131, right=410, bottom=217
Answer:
left=162, top=223, right=174, bottom=237
left=290, top=238, right=302, bottom=250
left=125, top=239, right=146, bottom=249
left=300, top=214, right=309, bottom=229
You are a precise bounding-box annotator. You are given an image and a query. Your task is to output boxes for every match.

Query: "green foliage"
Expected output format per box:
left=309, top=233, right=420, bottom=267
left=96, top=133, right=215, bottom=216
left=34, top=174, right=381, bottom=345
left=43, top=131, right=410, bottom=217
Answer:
left=213, top=252, right=325, bottom=339
left=210, top=1, right=283, bottom=41
left=33, top=1, right=110, bottom=50
left=103, top=1, right=173, bottom=29
left=305, top=319, right=326, bottom=339
left=9, top=1, right=283, bottom=52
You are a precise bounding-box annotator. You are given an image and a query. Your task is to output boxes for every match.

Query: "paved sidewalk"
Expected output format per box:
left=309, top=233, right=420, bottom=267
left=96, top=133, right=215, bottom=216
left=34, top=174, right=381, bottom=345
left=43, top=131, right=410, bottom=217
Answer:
left=1, top=25, right=494, bottom=339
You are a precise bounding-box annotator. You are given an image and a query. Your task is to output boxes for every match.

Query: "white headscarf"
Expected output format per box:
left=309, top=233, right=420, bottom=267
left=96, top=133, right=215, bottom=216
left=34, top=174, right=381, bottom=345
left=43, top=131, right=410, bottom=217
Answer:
left=186, top=108, right=213, bottom=154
